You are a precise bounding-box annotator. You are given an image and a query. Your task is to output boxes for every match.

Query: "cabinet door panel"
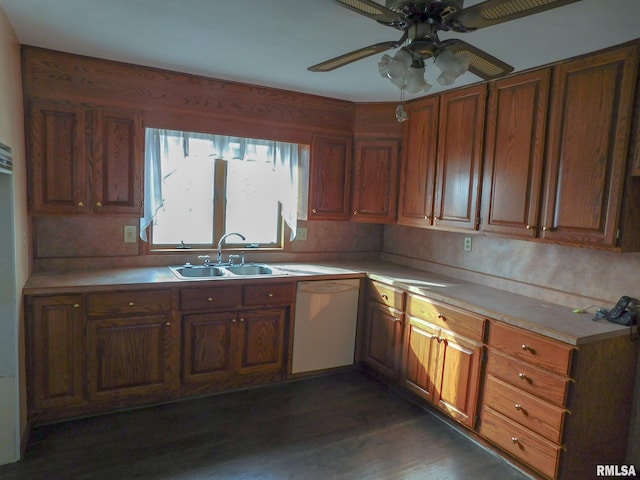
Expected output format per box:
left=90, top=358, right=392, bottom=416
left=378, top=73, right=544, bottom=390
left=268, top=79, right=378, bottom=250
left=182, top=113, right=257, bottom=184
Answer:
left=362, top=302, right=403, bottom=380
left=309, top=135, right=352, bottom=220
left=398, top=97, right=439, bottom=227
left=29, top=102, right=87, bottom=213
left=434, top=85, right=486, bottom=231
left=236, top=309, right=286, bottom=374
left=402, top=316, right=439, bottom=402
left=482, top=70, right=550, bottom=237
left=435, top=331, right=482, bottom=428
left=542, top=46, right=638, bottom=245
left=28, top=296, right=85, bottom=411
left=183, top=313, right=234, bottom=383
left=352, top=138, right=399, bottom=223
left=87, top=315, right=175, bottom=400
left=93, top=108, right=143, bottom=214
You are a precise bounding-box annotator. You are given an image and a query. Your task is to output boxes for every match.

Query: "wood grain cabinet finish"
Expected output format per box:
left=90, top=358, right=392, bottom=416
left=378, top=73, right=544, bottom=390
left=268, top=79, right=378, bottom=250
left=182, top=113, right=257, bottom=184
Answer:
left=480, top=321, right=638, bottom=479
left=481, top=69, right=550, bottom=238
left=28, top=101, right=87, bottom=214
left=433, top=84, right=487, bottom=231
left=308, top=135, right=353, bottom=220
left=541, top=45, right=639, bottom=247
left=397, top=96, right=439, bottom=228
left=27, top=101, right=143, bottom=215
left=27, top=295, right=85, bottom=412
left=361, top=281, right=405, bottom=380
left=235, top=308, right=287, bottom=375
left=351, top=138, right=400, bottom=223
left=402, top=294, right=485, bottom=429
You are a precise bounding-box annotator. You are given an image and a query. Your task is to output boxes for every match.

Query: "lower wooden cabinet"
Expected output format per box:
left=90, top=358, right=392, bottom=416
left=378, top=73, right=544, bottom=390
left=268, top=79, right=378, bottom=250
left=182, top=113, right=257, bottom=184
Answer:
left=27, top=295, right=85, bottom=413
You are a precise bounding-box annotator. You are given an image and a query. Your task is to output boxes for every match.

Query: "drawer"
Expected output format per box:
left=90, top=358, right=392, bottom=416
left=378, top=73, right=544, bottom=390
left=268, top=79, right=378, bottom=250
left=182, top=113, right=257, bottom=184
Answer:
left=243, top=283, right=295, bottom=306
left=179, top=285, right=240, bottom=311
left=87, top=290, right=172, bottom=317
left=369, top=281, right=405, bottom=310
left=406, top=294, right=485, bottom=342
left=480, top=407, right=561, bottom=480
left=489, top=322, right=573, bottom=375
left=483, top=374, right=566, bottom=443
left=487, top=350, right=570, bottom=407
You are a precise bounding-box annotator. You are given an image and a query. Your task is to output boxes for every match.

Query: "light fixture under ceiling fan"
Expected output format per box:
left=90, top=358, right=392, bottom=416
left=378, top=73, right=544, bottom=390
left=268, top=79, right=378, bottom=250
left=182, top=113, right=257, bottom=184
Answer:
left=309, top=0, right=582, bottom=109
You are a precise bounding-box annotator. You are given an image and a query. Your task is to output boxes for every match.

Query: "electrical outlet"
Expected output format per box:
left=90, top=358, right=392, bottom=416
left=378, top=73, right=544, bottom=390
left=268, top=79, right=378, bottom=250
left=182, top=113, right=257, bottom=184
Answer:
left=464, top=236, right=472, bottom=252
left=124, top=225, right=137, bottom=243
left=296, top=227, right=307, bottom=241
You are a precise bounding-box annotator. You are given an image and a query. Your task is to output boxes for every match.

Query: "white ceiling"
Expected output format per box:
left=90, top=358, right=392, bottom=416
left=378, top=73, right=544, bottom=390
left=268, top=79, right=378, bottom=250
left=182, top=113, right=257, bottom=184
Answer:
left=1, top=0, right=639, bottom=102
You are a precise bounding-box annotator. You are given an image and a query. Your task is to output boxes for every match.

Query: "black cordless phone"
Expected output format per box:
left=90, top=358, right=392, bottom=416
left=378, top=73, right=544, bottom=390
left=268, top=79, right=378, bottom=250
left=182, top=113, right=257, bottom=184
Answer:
left=605, top=296, right=635, bottom=326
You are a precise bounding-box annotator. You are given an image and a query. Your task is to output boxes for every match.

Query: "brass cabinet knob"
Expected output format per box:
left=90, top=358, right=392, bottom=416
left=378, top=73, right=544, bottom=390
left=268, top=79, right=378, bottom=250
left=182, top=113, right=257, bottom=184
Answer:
left=518, top=372, right=527, bottom=380
left=128, top=301, right=135, bottom=307
left=353, top=210, right=358, bottom=215
left=511, top=437, right=519, bottom=444
left=165, top=322, right=171, bottom=326
left=232, top=318, right=237, bottom=323
left=267, top=292, right=274, bottom=297
left=77, top=201, right=84, bottom=207
left=95, top=201, right=102, bottom=207
left=73, top=303, right=80, bottom=308
left=437, top=314, right=446, bottom=320
left=239, top=318, right=245, bottom=323
left=514, top=404, right=522, bottom=411
left=521, top=344, right=529, bottom=351
left=525, top=225, right=534, bottom=230
left=312, top=208, right=317, bottom=214
left=207, top=297, right=213, bottom=302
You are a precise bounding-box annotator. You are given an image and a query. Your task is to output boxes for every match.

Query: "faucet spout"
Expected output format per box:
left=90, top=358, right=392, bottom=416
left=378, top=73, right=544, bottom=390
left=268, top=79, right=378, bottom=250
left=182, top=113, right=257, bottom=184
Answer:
left=217, top=232, right=246, bottom=263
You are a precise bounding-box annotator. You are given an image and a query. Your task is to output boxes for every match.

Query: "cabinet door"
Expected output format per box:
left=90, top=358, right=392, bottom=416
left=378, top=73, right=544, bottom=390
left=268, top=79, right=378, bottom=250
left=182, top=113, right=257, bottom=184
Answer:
left=28, top=295, right=85, bottom=412
left=351, top=138, right=399, bottom=223
left=28, top=101, right=87, bottom=213
left=362, top=301, right=404, bottom=380
left=541, top=45, right=638, bottom=246
left=309, top=135, right=353, bottom=220
left=401, top=315, right=439, bottom=403
left=182, top=312, right=234, bottom=384
left=235, top=308, right=287, bottom=375
left=398, top=96, right=439, bottom=227
left=434, top=84, right=486, bottom=231
left=87, top=315, right=176, bottom=400
left=93, top=108, right=143, bottom=214
left=481, top=70, right=550, bottom=238
left=434, top=330, right=483, bottom=428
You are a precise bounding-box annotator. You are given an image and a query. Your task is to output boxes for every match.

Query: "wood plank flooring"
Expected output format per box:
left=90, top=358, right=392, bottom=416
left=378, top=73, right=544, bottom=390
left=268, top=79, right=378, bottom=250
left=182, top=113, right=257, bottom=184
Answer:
left=0, top=371, right=531, bottom=479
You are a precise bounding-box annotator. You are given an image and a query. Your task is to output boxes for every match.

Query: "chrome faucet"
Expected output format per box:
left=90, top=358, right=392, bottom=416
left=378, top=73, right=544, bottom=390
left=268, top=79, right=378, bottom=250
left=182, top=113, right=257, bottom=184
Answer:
left=217, top=232, right=246, bottom=263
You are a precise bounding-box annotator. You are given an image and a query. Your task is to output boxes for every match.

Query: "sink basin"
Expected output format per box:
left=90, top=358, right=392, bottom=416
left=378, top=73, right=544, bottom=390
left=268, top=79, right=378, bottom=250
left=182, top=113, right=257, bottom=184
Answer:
left=170, top=266, right=227, bottom=278
left=224, top=264, right=274, bottom=275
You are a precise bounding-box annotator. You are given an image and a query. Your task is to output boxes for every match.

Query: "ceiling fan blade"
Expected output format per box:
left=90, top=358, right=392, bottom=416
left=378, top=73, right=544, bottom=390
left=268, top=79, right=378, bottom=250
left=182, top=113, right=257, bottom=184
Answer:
left=308, top=41, right=399, bottom=72
left=443, top=39, right=514, bottom=80
left=334, top=0, right=405, bottom=26
left=452, top=0, right=582, bottom=30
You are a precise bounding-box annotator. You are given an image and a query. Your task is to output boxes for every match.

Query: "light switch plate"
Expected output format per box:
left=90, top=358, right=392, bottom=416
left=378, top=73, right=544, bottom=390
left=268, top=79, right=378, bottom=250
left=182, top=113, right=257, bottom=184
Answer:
left=124, top=225, right=137, bottom=243
left=464, top=236, right=472, bottom=252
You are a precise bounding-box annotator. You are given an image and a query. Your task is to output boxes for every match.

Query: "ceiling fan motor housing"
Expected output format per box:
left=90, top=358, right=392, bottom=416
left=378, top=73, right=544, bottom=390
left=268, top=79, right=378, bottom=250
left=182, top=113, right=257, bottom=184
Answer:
left=385, top=0, right=464, bottom=18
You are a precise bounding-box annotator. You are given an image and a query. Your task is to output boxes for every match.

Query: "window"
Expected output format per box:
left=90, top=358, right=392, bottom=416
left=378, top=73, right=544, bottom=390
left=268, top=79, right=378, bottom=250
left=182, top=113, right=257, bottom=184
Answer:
left=141, top=129, right=308, bottom=250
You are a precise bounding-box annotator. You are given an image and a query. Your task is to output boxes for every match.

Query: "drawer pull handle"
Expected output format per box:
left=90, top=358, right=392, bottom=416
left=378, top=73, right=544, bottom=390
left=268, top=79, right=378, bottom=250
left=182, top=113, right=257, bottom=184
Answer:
left=207, top=297, right=213, bottom=302
left=511, top=437, right=519, bottom=444
left=514, top=404, right=522, bottom=411
left=128, top=301, right=135, bottom=307
left=73, top=303, right=80, bottom=308
left=518, top=372, right=527, bottom=380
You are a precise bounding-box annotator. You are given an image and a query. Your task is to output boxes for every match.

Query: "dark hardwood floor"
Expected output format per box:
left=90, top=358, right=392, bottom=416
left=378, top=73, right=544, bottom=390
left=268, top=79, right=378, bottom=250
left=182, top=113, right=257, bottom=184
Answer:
left=0, top=371, right=531, bottom=479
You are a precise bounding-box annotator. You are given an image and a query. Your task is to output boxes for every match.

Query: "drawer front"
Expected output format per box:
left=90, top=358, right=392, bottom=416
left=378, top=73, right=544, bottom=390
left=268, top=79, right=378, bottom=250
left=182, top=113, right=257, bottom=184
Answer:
left=87, top=290, right=172, bottom=317
left=179, top=285, right=240, bottom=311
left=243, top=283, right=295, bottom=306
left=406, top=294, right=485, bottom=342
left=487, top=351, right=570, bottom=406
left=480, top=407, right=561, bottom=480
left=483, top=374, right=566, bottom=443
left=489, top=322, right=573, bottom=375
left=369, top=281, right=404, bottom=310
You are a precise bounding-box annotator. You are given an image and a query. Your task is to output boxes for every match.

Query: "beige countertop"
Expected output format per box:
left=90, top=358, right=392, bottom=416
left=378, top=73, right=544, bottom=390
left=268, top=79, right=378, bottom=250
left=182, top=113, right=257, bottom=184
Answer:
left=24, top=260, right=633, bottom=346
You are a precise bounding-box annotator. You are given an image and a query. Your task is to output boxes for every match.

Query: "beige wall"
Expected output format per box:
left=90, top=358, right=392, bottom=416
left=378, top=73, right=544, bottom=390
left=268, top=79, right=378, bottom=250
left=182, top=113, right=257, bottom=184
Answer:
left=0, top=5, right=29, bottom=465
left=382, top=225, right=640, bottom=463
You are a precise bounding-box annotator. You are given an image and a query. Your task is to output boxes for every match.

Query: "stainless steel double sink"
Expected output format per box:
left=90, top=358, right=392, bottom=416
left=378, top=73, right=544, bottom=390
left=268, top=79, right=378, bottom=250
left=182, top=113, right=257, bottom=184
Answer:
left=169, top=263, right=282, bottom=279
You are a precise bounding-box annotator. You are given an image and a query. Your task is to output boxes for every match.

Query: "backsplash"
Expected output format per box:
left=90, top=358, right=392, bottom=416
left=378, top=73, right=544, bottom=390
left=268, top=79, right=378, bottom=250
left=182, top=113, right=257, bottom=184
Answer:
left=382, top=224, right=640, bottom=308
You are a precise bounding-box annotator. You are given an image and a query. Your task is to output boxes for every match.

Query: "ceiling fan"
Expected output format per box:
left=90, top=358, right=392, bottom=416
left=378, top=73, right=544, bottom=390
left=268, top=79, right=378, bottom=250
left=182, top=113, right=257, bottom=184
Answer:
left=309, top=0, right=581, bottom=92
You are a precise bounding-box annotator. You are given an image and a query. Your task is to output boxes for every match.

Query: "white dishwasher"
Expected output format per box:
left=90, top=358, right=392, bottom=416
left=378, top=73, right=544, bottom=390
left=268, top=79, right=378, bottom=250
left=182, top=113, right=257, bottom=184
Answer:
left=292, top=279, right=360, bottom=374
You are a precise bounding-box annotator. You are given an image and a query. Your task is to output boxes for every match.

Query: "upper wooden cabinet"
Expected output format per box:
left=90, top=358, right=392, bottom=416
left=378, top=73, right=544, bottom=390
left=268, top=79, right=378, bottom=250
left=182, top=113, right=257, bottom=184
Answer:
left=398, top=96, right=439, bottom=228
left=481, top=69, right=551, bottom=238
left=433, top=84, right=487, bottom=231
left=27, top=101, right=143, bottom=215
left=541, top=45, right=639, bottom=248
left=351, top=138, right=400, bottom=224
left=308, top=134, right=353, bottom=220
